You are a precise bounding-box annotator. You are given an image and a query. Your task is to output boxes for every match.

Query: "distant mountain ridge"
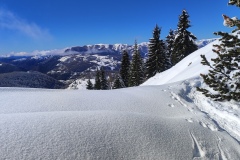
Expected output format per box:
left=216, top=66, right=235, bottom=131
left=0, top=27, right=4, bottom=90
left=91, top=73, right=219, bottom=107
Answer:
left=1, top=39, right=216, bottom=58
left=0, top=39, right=217, bottom=84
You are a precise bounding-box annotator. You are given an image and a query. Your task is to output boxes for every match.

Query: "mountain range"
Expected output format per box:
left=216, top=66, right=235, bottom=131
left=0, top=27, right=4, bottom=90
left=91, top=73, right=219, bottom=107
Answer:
left=0, top=39, right=216, bottom=88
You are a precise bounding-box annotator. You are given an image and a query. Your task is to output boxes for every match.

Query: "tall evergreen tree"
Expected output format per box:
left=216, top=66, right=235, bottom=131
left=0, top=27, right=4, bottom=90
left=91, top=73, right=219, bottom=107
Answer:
left=94, top=69, right=101, bottom=90
left=166, top=29, right=175, bottom=67
left=112, top=75, right=125, bottom=89
left=86, top=79, right=93, bottom=90
left=197, top=3, right=240, bottom=101
left=146, top=25, right=166, bottom=78
left=172, top=10, right=198, bottom=65
left=129, top=40, right=144, bottom=86
left=120, top=50, right=130, bottom=87
left=100, top=67, right=109, bottom=90
left=163, top=44, right=172, bottom=71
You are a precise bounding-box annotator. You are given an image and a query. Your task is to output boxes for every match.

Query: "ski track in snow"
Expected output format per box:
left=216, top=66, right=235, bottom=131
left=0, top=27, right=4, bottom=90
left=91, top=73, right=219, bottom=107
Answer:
left=189, top=131, right=205, bottom=159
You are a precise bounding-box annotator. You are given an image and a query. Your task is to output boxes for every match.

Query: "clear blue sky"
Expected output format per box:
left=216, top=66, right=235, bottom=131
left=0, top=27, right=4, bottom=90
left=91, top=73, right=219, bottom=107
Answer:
left=0, top=0, right=239, bottom=55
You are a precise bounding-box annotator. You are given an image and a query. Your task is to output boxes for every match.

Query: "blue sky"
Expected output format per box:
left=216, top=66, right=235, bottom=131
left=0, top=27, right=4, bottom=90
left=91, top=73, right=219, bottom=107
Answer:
left=0, top=0, right=239, bottom=55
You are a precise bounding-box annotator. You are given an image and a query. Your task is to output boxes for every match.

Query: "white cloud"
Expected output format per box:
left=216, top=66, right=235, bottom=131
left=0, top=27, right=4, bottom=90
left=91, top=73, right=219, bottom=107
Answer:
left=0, top=8, right=52, bottom=40
left=0, top=48, right=69, bottom=57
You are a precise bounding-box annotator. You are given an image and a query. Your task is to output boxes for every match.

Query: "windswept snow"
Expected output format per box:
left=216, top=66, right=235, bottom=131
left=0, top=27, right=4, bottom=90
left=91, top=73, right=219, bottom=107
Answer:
left=0, top=86, right=240, bottom=159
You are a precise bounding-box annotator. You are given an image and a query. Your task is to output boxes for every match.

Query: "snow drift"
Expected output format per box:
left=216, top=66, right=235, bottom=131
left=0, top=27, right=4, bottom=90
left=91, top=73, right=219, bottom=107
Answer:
left=0, top=87, right=240, bottom=159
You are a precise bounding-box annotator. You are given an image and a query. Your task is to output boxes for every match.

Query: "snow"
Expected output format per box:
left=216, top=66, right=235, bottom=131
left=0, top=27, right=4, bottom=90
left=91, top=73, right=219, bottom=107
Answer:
left=59, top=56, right=72, bottom=62
left=0, top=39, right=239, bottom=159
left=90, top=54, right=118, bottom=69
left=142, top=40, right=220, bottom=86
left=68, top=78, right=95, bottom=90
left=142, top=39, right=240, bottom=143
left=0, top=86, right=240, bottom=159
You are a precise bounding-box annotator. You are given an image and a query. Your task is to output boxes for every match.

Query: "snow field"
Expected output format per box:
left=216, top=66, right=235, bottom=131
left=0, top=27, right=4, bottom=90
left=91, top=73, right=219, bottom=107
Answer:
left=0, top=86, right=239, bottom=159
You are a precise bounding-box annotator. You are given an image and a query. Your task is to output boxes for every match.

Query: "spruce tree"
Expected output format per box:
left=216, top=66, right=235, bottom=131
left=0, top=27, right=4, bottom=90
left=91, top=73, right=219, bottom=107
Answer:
left=86, top=79, right=93, bottom=90
left=229, top=0, right=240, bottom=7
left=146, top=25, right=166, bottom=78
left=172, top=10, right=198, bottom=65
left=166, top=29, right=175, bottom=68
left=113, top=75, right=125, bottom=89
left=94, top=69, right=101, bottom=90
left=197, top=2, right=240, bottom=101
left=120, top=50, right=130, bottom=87
left=129, top=40, right=144, bottom=86
left=163, top=43, right=172, bottom=71
left=100, top=67, right=109, bottom=90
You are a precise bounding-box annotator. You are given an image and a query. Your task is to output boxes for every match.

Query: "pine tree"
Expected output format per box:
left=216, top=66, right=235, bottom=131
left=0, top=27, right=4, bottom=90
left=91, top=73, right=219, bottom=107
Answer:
left=129, top=40, right=144, bottom=86
left=146, top=25, right=166, bottom=78
left=163, top=44, right=172, bottom=71
left=120, top=50, right=130, bottom=87
left=166, top=29, right=175, bottom=68
left=229, top=0, right=240, bottom=7
left=113, top=75, right=125, bottom=89
left=172, top=10, right=198, bottom=65
left=100, top=67, right=109, bottom=90
left=86, top=79, right=93, bottom=90
left=197, top=2, right=240, bottom=101
left=94, top=69, right=101, bottom=90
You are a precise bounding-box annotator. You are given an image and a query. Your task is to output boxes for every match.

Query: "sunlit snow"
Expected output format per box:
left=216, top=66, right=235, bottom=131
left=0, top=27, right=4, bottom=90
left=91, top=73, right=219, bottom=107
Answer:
left=0, top=39, right=239, bottom=159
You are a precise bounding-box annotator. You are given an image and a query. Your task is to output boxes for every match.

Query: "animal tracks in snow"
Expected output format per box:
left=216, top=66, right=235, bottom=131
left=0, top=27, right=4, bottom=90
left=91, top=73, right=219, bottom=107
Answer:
left=199, top=120, right=218, bottom=131
left=186, top=118, right=194, bottom=123
left=187, top=119, right=219, bottom=131
left=169, top=91, right=219, bottom=132
left=171, top=92, right=187, bottom=107
left=168, top=104, right=175, bottom=108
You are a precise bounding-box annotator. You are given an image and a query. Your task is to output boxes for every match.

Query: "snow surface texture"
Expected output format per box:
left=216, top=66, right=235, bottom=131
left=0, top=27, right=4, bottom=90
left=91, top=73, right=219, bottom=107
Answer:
left=0, top=86, right=240, bottom=160
left=142, top=39, right=240, bottom=143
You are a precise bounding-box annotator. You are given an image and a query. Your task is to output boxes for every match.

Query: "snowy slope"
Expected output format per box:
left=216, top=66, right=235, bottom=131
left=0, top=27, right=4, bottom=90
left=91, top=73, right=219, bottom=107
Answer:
left=0, top=86, right=239, bottom=159
left=142, top=39, right=240, bottom=143
left=142, top=40, right=220, bottom=86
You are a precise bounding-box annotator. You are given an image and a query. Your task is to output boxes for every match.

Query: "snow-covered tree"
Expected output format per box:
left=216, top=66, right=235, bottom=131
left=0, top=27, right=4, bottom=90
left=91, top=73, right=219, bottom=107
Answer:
left=228, top=0, right=240, bottom=7
left=129, top=40, right=144, bottom=86
left=146, top=25, right=167, bottom=78
left=100, top=67, right=109, bottom=90
left=197, top=2, right=240, bottom=101
left=172, top=10, right=198, bottom=65
left=166, top=29, right=175, bottom=68
left=94, top=69, right=101, bottom=90
left=86, top=79, right=93, bottom=90
left=113, top=75, right=125, bottom=89
left=120, top=50, right=130, bottom=87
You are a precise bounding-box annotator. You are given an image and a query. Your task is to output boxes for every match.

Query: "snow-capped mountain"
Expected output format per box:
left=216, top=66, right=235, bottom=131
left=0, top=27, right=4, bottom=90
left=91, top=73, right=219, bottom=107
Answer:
left=0, top=39, right=216, bottom=82
left=195, top=38, right=218, bottom=48
left=64, top=42, right=149, bottom=57
left=1, top=39, right=214, bottom=58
